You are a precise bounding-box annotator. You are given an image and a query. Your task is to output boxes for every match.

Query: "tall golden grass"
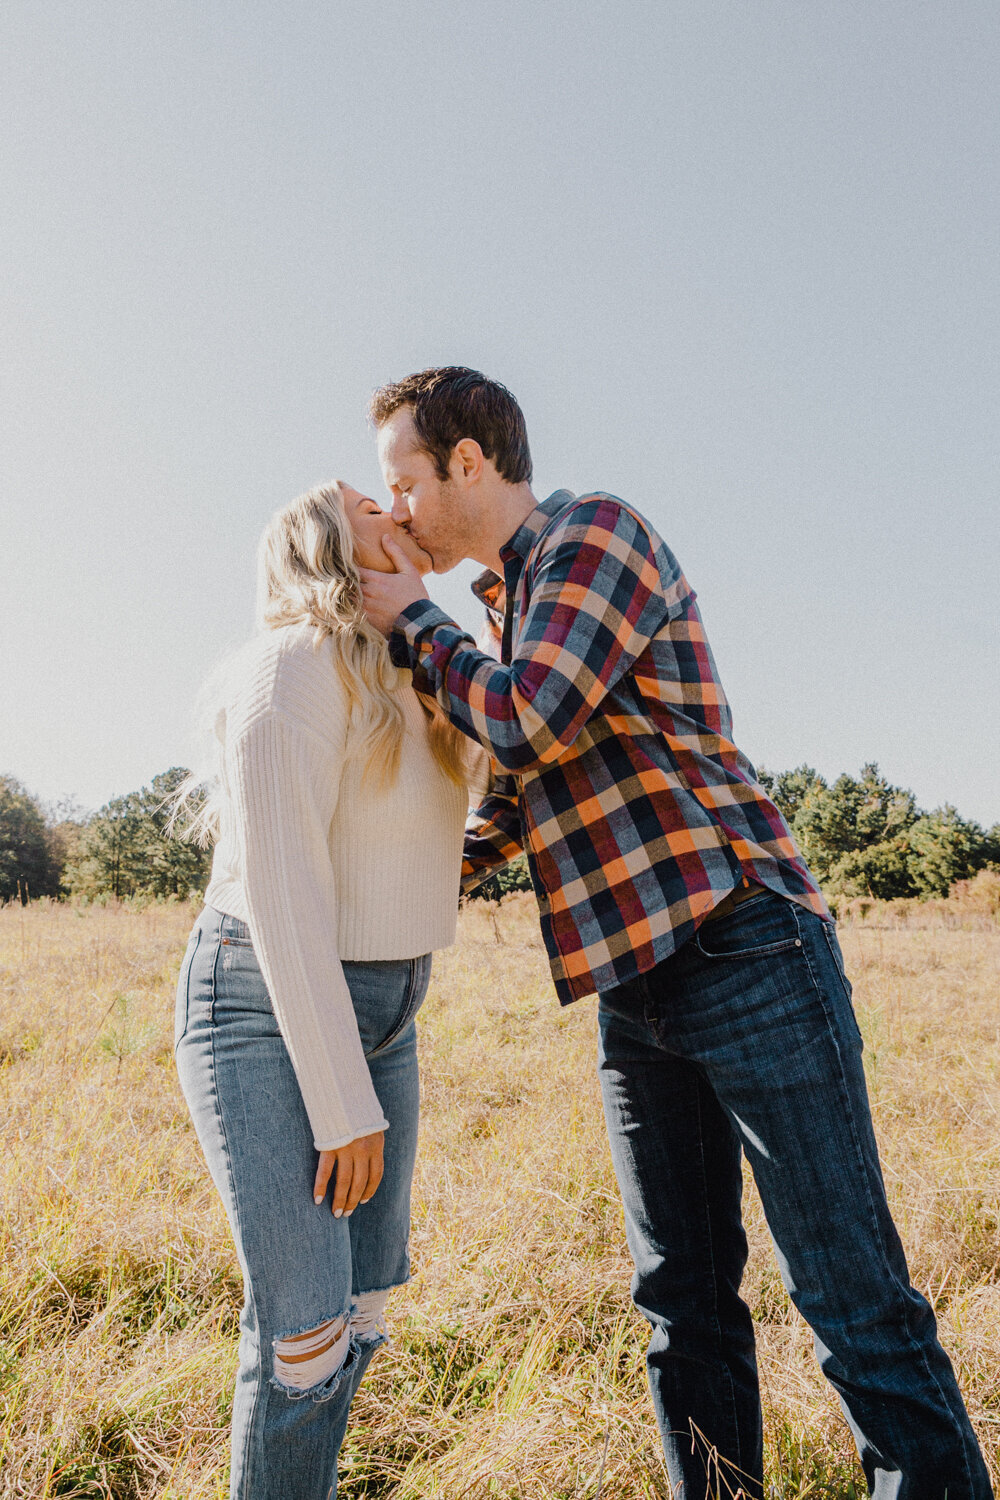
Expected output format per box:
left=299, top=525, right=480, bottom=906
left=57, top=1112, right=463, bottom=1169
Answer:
left=1, top=890, right=998, bottom=1498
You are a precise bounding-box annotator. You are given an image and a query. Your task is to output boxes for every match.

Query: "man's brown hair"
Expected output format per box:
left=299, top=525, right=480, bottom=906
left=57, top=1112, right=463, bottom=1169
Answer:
left=368, top=366, right=532, bottom=485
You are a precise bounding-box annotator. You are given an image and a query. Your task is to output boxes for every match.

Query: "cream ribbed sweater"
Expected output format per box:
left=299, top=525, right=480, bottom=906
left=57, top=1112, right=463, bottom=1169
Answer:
left=204, top=623, right=468, bottom=1150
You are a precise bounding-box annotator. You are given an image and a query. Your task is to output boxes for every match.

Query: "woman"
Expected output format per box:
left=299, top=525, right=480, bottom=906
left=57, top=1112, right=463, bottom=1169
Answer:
left=174, top=482, right=470, bottom=1499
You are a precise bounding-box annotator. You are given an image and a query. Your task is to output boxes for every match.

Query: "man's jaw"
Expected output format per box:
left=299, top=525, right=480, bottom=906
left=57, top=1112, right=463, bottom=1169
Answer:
left=430, top=543, right=485, bottom=575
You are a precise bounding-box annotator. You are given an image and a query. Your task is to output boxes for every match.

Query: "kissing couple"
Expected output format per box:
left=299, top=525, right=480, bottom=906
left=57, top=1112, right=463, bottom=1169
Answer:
left=174, top=367, right=991, bottom=1499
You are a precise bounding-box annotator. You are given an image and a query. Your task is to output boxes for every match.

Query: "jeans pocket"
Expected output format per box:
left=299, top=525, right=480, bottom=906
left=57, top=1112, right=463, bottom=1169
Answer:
left=218, top=912, right=254, bottom=947
left=694, top=896, right=803, bottom=961
left=367, top=955, right=431, bottom=1057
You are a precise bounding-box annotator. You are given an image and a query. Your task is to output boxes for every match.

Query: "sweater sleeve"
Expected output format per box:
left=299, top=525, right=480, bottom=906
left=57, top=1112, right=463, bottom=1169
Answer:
left=226, top=710, right=389, bottom=1151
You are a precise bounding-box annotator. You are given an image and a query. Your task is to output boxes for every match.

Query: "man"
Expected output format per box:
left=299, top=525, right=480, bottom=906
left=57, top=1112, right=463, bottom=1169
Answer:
left=359, top=366, right=991, bottom=1499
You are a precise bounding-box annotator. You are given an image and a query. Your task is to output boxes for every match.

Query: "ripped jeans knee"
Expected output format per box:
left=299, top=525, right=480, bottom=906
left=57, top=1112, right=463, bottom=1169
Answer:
left=350, top=1287, right=390, bottom=1342
left=273, top=1315, right=351, bottom=1397
left=271, top=1289, right=393, bottom=1401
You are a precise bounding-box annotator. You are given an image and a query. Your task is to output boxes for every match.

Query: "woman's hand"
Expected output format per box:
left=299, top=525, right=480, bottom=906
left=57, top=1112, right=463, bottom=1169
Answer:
left=313, top=1131, right=385, bottom=1217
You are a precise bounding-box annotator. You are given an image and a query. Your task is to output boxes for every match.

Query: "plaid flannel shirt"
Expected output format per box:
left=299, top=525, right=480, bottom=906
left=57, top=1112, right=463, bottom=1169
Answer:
left=389, top=490, right=830, bottom=1004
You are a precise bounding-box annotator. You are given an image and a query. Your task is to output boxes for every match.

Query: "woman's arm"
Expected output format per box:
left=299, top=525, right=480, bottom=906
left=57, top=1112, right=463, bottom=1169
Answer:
left=226, top=708, right=389, bottom=1156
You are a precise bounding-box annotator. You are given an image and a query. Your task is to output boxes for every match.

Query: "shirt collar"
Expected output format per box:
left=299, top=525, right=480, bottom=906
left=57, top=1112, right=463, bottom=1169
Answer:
left=471, top=490, right=577, bottom=606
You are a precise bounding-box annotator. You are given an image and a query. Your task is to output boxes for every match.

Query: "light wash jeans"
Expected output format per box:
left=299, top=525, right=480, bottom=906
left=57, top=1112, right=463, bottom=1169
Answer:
left=175, top=905, right=430, bottom=1500
left=598, top=890, right=992, bottom=1499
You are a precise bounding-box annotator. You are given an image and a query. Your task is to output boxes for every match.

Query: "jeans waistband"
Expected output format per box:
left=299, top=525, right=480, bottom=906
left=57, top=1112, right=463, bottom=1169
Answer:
left=701, top=883, right=771, bottom=925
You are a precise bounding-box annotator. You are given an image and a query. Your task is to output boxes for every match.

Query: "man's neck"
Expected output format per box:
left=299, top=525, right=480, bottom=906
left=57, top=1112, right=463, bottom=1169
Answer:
left=471, top=482, right=537, bottom=575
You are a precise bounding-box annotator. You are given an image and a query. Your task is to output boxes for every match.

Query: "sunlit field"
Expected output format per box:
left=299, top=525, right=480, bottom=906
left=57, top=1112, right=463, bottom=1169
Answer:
left=1, top=893, right=998, bottom=1498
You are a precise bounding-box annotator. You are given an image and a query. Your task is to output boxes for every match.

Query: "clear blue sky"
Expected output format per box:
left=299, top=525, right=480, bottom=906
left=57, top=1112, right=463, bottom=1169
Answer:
left=3, top=2, right=998, bottom=825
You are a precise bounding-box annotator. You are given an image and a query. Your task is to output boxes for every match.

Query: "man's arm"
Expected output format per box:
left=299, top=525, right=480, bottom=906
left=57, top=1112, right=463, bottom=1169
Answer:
left=362, top=497, right=688, bottom=774
left=461, top=769, right=525, bottom=896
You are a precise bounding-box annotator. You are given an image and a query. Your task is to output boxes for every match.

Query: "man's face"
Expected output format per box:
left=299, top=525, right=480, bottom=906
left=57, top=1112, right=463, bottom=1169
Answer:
left=377, top=408, right=478, bottom=573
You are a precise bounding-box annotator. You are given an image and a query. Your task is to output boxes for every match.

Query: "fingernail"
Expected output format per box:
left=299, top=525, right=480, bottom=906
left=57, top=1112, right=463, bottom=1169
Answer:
left=343, top=1210, right=353, bottom=1218
left=314, top=1194, right=323, bottom=1204
left=333, top=1208, right=343, bottom=1218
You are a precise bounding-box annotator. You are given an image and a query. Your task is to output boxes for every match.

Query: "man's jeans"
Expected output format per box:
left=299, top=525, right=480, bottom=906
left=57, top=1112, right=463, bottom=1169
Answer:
left=597, top=891, right=992, bottom=1499
left=175, top=906, right=430, bottom=1500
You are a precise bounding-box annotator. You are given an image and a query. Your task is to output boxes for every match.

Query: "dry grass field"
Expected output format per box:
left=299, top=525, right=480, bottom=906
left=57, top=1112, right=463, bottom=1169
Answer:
left=1, top=892, right=998, bottom=1498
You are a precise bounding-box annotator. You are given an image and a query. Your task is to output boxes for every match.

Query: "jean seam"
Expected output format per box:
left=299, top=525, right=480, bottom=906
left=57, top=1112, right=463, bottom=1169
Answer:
left=691, top=1070, right=742, bottom=1474
left=820, top=923, right=852, bottom=1000
left=174, top=921, right=203, bottom=1053
left=793, top=908, right=975, bottom=1497
left=206, top=932, right=265, bottom=1497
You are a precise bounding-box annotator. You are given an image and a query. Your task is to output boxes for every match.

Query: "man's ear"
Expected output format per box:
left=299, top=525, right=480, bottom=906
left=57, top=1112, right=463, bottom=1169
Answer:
left=451, top=438, right=485, bottom=485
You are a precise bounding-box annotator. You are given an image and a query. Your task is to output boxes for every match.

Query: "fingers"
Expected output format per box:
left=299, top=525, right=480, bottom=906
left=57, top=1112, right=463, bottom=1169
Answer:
left=357, top=569, right=386, bottom=601
left=330, top=1149, right=358, bottom=1218
left=324, top=1133, right=386, bottom=1218
left=380, top=534, right=418, bottom=574
left=313, top=1149, right=335, bottom=1205
left=359, top=1142, right=384, bottom=1203
left=342, top=1153, right=370, bottom=1216
left=356, top=565, right=428, bottom=636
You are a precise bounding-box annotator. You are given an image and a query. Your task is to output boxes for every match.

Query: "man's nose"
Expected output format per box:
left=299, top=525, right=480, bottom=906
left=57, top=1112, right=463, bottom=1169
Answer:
left=389, top=492, right=411, bottom=525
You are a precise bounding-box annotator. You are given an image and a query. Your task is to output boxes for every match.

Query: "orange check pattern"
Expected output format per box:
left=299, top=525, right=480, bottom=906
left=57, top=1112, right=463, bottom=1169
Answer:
left=390, top=491, right=830, bottom=1004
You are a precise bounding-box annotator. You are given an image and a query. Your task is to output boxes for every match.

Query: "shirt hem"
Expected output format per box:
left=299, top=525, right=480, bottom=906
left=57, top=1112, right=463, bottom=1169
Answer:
left=552, top=882, right=832, bottom=1005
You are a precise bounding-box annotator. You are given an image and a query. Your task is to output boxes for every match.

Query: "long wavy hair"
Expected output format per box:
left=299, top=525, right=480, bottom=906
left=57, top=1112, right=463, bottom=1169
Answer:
left=174, top=483, right=471, bottom=846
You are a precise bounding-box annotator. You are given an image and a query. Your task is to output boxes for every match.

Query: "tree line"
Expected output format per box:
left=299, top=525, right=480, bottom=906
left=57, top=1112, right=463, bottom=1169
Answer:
left=0, top=761, right=997, bottom=906
left=0, top=768, right=210, bottom=904
left=474, top=762, right=1000, bottom=904
left=758, top=762, right=999, bottom=901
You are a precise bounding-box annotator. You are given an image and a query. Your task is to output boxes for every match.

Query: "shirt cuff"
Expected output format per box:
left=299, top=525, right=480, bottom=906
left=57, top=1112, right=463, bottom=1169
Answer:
left=387, top=598, right=465, bottom=668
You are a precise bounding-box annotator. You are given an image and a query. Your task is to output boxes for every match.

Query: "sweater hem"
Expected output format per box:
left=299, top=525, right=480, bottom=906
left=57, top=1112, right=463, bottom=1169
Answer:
left=202, top=884, right=457, bottom=962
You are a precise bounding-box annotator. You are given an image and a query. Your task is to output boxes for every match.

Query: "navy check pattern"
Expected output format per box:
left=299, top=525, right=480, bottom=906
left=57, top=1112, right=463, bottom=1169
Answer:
left=390, top=490, right=830, bottom=1003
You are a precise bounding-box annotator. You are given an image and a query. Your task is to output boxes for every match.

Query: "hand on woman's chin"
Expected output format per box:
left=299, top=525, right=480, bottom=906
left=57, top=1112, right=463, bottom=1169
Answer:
left=362, top=531, right=431, bottom=576
left=394, top=531, right=433, bottom=576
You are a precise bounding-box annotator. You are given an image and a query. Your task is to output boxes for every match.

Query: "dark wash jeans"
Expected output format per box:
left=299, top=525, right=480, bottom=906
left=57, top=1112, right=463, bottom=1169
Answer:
left=597, top=891, right=992, bottom=1499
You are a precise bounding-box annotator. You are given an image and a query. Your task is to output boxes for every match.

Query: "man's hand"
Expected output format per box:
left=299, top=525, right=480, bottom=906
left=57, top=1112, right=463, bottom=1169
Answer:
left=359, top=537, right=429, bottom=636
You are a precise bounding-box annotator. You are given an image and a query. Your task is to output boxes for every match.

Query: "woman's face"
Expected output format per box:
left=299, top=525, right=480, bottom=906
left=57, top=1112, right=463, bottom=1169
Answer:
left=340, top=483, right=432, bottom=576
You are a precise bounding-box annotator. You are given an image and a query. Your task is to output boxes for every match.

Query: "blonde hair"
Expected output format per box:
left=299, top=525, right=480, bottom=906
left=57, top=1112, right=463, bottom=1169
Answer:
left=174, top=483, right=470, bottom=846
left=258, top=482, right=410, bottom=778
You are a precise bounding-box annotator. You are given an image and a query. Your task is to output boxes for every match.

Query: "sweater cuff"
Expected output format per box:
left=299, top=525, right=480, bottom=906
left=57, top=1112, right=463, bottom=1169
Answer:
left=388, top=598, right=461, bottom=668
left=312, top=1111, right=391, bottom=1153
